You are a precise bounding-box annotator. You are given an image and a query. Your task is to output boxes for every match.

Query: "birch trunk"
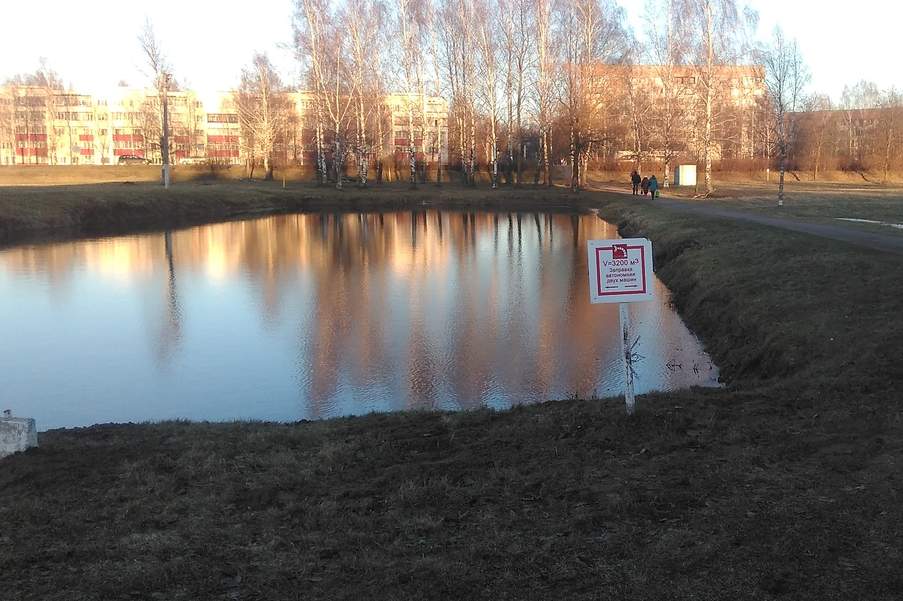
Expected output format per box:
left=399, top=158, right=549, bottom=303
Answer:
left=315, top=113, right=326, bottom=185
left=457, top=114, right=466, bottom=183
left=515, top=77, right=522, bottom=186
left=335, top=133, right=343, bottom=190
left=469, top=109, right=476, bottom=186
left=356, top=95, right=367, bottom=187
left=703, top=2, right=714, bottom=196
left=408, top=104, right=417, bottom=187
left=778, top=151, right=785, bottom=206
left=570, top=121, right=578, bottom=192
left=543, top=128, right=551, bottom=187
left=376, top=93, right=384, bottom=184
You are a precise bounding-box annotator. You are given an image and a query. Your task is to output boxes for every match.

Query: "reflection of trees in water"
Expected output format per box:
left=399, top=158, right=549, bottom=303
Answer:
left=154, top=230, right=183, bottom=365
left=2, top=209, right=688, bottom=416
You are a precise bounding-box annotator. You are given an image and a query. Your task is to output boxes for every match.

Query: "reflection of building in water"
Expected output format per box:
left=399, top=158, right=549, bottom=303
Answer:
left=0, top=210, right=713, bottom=419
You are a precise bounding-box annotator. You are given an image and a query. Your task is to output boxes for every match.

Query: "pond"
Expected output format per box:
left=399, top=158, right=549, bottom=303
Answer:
left=0, top=210, right=718, bottom=430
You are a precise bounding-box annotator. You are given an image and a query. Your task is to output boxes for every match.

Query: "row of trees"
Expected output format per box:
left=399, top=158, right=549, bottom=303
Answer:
left=794, top=82, right=903, bottom=184
left=4, top=2, right=901, bottom=199
left=285, top=0, right=771, bottom=194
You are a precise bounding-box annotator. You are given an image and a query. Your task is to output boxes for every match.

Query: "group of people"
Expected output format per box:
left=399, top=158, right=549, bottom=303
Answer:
left=630, top=171, right=660, bottom=198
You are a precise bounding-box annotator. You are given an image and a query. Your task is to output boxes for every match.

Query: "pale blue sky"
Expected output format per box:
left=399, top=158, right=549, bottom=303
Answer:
left=1, top=0, right=899, bottom=101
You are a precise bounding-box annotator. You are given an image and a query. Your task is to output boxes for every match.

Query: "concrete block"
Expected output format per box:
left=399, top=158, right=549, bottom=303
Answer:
left=1, top=411, right=38, bottom=459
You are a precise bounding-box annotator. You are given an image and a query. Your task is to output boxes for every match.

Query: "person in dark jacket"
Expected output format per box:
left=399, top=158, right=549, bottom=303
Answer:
left=640, top=176, right=649, bottom=195
left=631, top=170, right=641, bottom=195
left=648, top=175, right=659, bottom=199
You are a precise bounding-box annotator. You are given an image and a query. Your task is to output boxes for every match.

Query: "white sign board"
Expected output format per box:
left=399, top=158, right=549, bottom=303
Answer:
left=675, top=164, right=697, bottom=187
left=587, top=238, right=654, bottom=304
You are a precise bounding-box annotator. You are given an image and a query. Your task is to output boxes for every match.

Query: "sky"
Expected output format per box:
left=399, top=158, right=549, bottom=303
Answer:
left=0, top=0, right=900, bottom=102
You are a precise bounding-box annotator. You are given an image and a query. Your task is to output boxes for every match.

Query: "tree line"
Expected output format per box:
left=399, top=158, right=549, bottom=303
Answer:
left=3, top=0, right=902, bottom=199
left=257, top=0, right=880, bottom=197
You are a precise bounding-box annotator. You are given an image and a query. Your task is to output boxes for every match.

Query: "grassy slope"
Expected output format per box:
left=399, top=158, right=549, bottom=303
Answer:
left=1, top=187, right=902, bottom=600
left=601, top=196, right=903, bottom=390
left=663, top=180, right=903, bottom=227
left=0, top=182, right=589, bottom=246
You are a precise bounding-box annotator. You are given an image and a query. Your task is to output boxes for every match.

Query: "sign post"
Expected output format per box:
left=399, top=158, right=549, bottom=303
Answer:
left=587, top=238, right=655, bottom=415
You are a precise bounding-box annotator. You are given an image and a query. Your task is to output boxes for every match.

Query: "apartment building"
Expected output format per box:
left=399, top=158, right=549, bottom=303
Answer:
left=0, top=85, right=451, bottom=169
left=0, top=85, right=52, bottom=165
left=200, top=91, right=241, bottom=163
left=386, top=93, right=450, bottom=164
left=602, top=64, right=768, bottom=162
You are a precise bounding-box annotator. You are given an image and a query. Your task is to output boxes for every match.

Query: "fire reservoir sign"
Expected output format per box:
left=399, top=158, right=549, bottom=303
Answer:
left=587, top=238, right=654, bottom=304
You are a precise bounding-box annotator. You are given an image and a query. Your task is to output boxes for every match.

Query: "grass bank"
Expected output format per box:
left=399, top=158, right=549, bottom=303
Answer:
left=2, top=187, right=902, bottom=599
left=597, top=195, right=903, bottom=390
left=0, top=181, right=590, bottom=247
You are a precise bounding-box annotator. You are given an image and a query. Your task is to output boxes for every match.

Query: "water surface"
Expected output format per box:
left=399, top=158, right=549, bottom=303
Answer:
left=0, top=210, right=717, bottom=430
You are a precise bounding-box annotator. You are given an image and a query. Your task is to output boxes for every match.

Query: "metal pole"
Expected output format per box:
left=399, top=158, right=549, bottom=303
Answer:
left=619, top=302, right=636, bottom=415
left=161, top=73, right=171, bottom=189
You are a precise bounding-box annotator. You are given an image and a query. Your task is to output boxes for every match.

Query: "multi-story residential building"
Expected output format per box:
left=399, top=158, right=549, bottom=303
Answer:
left=0, top=84, right=452, bottom=170
left=198, top=91, right=241, bottom=164
left=600, top=64, right=768, bottom=163
left=46, top=92, right=100, bottom=164
left=0, top=84, right=52, bottom=165
left=386, top=93, right=450, bottom=164
left=0, top=92, right=17, bottom=165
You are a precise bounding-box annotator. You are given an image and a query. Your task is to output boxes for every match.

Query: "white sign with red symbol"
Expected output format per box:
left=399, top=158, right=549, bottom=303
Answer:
left=587, top=238, right=654, bottom=304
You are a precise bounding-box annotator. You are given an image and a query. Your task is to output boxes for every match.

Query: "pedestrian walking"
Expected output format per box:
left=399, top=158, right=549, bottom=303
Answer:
left=631, top=170, right=641, bottom=195
left=641, top=176, right=649, bottom=196
left=649, top=175, right=659, bottom=199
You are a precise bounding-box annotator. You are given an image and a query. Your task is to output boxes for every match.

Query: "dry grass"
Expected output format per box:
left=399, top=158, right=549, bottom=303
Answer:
left=0, top=180, right=590, bottom=246
left=656, top=180, right=903, bottom=231
left=1, top=184, right=902, bottom=599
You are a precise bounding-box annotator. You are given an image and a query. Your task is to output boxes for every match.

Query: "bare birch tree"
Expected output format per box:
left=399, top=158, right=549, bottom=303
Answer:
left=295, top=0, right=330, bottom=185
left=645, top=0, right=691, bottom=187
left=427, top=1, right=446, bottom=185
left=236, top=53, right=290, bottom=181
left=803, top=93, right=833, bottom=181
left=499, top=0, right=531, bottom=185
left=760, top=26, right=808, bottom=205
left=877, top=88, right=902, bottom=184
left=346, top=0, right=385, bottom=187
left=372, top=37, right=391, bottom=184
left=138, top=19, right=174, bottom=187
left=393, top=0, right=430, bottom=187
left=321, top=16, right=356, bottom=189
left=620, top=61, right=652, bottom=173
left=840, top=80, right=880, bottom=167
left=534, top=0, right=556, bottom=186
left=475, top=0, right=501, bottom=188
left=436, top=0, right=477, bottom=185
left=34, top=60, right=63, bottom=165
left=685, top=0, right=754, bottom=195
left=557, top=0, right=628, bottom=191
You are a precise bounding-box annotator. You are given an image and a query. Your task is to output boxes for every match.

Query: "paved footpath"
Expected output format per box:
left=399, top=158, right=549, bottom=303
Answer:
left=614, top=192, right=903, bottom=256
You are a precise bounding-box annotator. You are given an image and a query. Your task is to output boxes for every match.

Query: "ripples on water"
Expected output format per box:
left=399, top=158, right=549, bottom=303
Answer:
left=0, top=210, right=718, bottom=429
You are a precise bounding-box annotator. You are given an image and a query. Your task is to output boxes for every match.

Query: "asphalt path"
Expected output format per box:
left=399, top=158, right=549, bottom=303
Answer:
left=601, top=187, right=903, bottom=256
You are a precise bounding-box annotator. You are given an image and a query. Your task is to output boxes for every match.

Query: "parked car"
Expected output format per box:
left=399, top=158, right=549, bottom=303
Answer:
left=117, top=155, right=148, bottom=165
